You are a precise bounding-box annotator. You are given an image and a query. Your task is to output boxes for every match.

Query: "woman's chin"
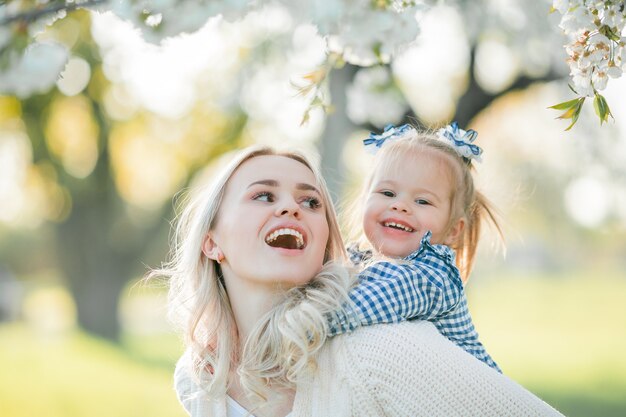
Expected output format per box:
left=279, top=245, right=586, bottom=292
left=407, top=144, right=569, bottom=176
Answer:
left=267, top=267, right=320, bottom=288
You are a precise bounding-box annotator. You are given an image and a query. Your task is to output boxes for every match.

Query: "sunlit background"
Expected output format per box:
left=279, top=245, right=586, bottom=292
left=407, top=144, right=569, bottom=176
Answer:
left=1, top=3, right=626, bottom=417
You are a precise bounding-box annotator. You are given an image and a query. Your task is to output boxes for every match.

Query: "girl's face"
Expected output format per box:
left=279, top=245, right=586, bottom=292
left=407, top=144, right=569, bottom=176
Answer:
left=207, top=155, right=330, bottom=289
left=363, top=149, right=464, bottom=258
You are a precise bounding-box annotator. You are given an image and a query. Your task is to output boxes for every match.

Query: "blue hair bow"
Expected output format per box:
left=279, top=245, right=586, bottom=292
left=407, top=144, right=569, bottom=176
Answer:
left=363, top=124, right=415, bottom=154
left=437, top=122, right=482, bottom=162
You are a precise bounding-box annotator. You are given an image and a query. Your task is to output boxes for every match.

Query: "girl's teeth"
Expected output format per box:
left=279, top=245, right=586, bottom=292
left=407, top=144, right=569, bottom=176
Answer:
left=384, top=222, right=413, bottom=232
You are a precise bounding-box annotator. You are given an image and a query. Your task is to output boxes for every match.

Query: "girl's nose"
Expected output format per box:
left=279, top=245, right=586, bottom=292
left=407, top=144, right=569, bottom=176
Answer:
left=390, top=199, right=410, bottom=213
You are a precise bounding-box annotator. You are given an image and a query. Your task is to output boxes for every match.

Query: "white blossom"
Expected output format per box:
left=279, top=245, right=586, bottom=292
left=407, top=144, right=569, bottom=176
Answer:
left=554, top=0, right=626, bottom=113
left=346, top=66, right=408, bottom=127
left=570, top=67, right=594, bottom=96
left=591, top=68, right=609, bottom=90
left=0, top=0, right=431, bottom=98
left=617, top=41, right=626, bottom=68
left=553, top=0, right=574, bottom=15
left=276, top=0, right=346, bottom=35
left=606, top=62, right=622, bottom=78
left=107, top=0, right=252, bottom=43
left=0, top=42, right=68, bottom=98
left=588, top=33, right=611, bottom=50
left=600, top=5, right=626, bottom=28
left=278, top=0, right=426, bottom=66
left=559, top=6, right=596, bottom=34
left=329, top=3, right=423, bottom=66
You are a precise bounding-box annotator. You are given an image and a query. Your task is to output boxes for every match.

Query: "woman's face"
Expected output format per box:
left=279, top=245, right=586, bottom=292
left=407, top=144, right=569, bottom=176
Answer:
left=208, top=155, right=330, bottom=289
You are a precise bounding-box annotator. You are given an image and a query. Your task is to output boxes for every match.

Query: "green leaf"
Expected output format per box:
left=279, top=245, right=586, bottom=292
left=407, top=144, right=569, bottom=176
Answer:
left=555, top=97, right=583, bottom=118
left=549, top=98, right=581, bottom=110
left=552, top=98, right=584, bottom=131
left=599, top=25, right=621, bottom=42
left=557, top=106, right=577, bottom=120
left=593, top=93, right=613, bottom=125
left=565, top=101, right=584, bottom=131
left=593, top=94, right=605, bottom=122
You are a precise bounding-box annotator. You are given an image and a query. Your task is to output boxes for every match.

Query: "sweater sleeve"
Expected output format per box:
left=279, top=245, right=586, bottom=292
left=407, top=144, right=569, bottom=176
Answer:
left=333, top=322, right=564, bottom=417
left=173, top=350, right=225, bottom=417
left=327, top=258, right=463, bottom=336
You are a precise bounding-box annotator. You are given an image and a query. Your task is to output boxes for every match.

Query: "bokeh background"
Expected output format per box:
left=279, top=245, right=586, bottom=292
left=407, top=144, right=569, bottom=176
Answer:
left=1, top=2, right=626, bottom=417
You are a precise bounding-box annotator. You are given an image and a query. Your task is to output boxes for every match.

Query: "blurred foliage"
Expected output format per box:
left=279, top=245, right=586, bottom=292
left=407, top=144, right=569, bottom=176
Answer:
left=0, top=11, right=248, bottom=340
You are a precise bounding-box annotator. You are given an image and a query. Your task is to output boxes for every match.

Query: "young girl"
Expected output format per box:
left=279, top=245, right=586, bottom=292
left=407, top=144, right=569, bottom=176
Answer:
left=327, top=122, right=502, bottom=371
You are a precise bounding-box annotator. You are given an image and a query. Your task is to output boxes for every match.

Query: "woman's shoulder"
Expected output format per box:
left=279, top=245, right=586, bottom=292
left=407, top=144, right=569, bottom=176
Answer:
left=331, top=321, right=447, bottom=368
left=174, top=349, right=192, bottom=391
left=173, top=349, right=227, bottom=417
left=323, top=322, right=564, bottom=417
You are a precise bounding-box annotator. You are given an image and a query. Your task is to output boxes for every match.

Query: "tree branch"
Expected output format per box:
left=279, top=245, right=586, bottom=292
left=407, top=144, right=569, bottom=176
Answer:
left=0, top=0, right=108, bottom=26
left=454, top=46, right=565, bottom=127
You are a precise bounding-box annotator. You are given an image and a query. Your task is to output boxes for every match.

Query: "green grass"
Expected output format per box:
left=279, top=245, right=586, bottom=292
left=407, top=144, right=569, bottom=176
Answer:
left=1, top=273, right=624, bottom=417
left=0, top=325, right=186, bottom=417
left=468, top=272, right=626, bottom=417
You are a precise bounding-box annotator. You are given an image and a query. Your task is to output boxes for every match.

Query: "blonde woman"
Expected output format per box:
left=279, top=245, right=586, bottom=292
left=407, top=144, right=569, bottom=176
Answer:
left=161, top=146, right=564, bottom=417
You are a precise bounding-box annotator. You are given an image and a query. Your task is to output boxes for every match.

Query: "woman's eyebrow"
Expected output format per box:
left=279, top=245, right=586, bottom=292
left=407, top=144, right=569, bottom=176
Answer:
left=248, top=179, right=278, bottom=188
left=247, top=180, right=320, bottom=195
left=297, top=183, right=321, bottom=195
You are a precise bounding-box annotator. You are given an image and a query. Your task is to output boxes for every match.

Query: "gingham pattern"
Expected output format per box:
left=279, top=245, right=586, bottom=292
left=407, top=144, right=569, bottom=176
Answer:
left=329, top=232, right=501, bottom=372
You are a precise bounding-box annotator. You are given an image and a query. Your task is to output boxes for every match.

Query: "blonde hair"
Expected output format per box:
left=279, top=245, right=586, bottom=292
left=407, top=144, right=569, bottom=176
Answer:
left=346, top=127, right=503, bottom=282
left=152, top=145, right=351, bottom=410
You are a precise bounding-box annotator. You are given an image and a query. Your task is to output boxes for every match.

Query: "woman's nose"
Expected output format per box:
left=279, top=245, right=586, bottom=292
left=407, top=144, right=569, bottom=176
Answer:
left=276, top=197, right=300, bottom=218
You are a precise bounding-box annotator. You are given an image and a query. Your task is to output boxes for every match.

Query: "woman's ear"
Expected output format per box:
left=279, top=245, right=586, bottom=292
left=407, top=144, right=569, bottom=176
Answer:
left=202, top=234, right=224, bottom=263
left=444, top=218, right=466, bottom=246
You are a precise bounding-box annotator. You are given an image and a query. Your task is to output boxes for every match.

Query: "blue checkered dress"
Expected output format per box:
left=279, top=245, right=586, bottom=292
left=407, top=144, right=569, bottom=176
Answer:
left=328, top=231, right=501, bottom=372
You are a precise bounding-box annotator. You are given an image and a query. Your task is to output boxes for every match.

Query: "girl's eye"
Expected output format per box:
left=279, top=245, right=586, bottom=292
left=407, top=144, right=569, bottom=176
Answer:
left=415, top=199, right=430, bottom=205
left=301, top=196, right=322, bottom=210
left=252, top=191, right=274, bottom=202
left=380, top=190, right=395, bottom=198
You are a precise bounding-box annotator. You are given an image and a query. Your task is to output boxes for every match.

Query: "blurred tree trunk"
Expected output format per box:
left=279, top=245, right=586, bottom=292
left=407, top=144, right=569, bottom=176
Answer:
left=55, top=100, right=141, bottom=341
left=319, top=64, right=358, bottom=202
left=57, top=200, right=130, bottom=340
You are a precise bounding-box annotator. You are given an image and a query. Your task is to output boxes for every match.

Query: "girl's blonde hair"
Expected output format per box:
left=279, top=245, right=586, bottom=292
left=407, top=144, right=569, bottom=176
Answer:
left=347, top=128, right=503, bottom=282
left=154, top=146, right=352, bottom=409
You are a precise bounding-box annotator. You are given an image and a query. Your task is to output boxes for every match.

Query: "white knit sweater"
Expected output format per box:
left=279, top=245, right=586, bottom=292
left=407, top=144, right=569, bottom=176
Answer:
left=175, top=321, right=564, bottom=417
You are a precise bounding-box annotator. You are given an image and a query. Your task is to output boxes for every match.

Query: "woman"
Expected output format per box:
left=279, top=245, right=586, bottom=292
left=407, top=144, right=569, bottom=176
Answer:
left=161, top=146, right=563, bottom=417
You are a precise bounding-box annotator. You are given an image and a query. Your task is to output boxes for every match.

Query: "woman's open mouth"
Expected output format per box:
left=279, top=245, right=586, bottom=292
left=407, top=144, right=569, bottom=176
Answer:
left=265, top=228, right=305, bottom=250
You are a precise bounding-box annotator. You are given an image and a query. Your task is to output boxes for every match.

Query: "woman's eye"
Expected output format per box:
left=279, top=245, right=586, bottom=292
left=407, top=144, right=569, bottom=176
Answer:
left=301, top=196, right=322, bottom=210
left=252, top=191, right=274, bottom=202
left=380, top=190, right=395, bottom=198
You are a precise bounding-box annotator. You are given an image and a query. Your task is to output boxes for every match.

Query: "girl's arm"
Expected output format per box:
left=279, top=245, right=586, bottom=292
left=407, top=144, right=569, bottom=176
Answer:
left=327, top=255, right=463, bottom=335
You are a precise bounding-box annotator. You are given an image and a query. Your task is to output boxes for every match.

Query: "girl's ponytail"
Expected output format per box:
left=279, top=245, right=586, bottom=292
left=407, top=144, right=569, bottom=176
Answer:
left=456, top=190, right=504, bottom=282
